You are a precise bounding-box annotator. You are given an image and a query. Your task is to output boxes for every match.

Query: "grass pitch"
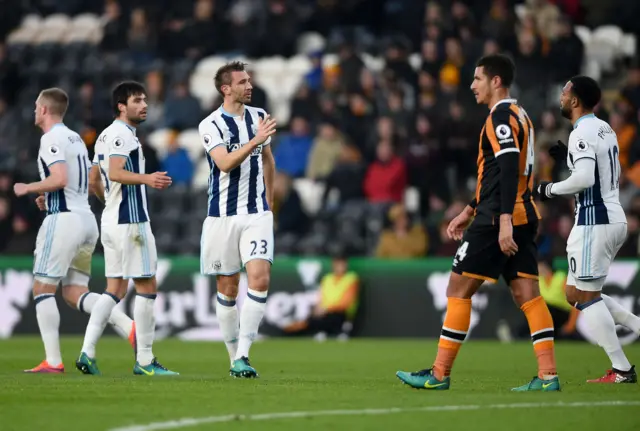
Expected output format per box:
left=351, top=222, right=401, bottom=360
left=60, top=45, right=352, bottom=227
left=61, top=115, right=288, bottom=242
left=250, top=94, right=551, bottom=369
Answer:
left=0, top=337, right=639, bottom=431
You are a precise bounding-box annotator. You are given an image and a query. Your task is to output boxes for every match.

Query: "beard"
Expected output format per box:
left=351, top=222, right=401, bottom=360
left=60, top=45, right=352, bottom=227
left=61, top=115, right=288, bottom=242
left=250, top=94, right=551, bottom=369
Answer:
left=129, top=114, right=147, bottom=125
left=560, top=104, right=572, bottom=119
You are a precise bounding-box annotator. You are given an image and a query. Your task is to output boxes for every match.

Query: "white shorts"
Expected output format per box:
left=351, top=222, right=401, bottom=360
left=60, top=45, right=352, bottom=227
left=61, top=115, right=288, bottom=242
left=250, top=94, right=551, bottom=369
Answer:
left=33, top=212, right=98, bottom=286
left=102, top=222, right=157, bottom=279
left=566, top=223, right=627, bottom=291
left=200, top=211, right=274, bottom=275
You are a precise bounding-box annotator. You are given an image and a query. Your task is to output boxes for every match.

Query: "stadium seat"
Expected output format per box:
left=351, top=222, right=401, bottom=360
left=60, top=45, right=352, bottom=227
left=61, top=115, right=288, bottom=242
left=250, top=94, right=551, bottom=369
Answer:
left=177, top=129, right=203, bottom=162
left=296, top=32, right=326, bottom=55
left=147, top=128, right=172, bottom=158
left=574, top=25, right=592, bottom=47
left=404, top=187, right=420, bottom=213
left=192, top=158, right=211, bottom=190
left=292, top=179, right=325, bottom=216
left=620, top=34, right=637, bottom=58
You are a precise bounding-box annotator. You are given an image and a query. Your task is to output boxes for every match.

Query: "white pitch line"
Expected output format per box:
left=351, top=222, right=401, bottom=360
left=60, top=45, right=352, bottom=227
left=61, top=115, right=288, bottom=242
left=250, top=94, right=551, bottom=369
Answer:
left=108, top=400, right=640, bottom=431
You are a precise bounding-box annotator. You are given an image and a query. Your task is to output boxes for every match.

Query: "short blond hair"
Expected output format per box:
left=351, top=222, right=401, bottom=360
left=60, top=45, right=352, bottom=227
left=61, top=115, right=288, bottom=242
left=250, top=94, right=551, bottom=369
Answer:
left=39, top=88, right=69, bottom=117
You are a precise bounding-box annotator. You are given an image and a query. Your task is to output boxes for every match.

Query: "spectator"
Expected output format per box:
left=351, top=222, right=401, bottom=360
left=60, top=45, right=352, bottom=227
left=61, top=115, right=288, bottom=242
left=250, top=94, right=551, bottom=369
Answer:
left=322, top=144, right=366, bottom=209
left=164, top=81, right=202, bottom=131
left=273, top=172, right=308, bottom=235
left=363, top=140, right=407, bottom=204
left=547, top=16, right=584, bottom=84
left=127, top=8, right=156, bottom=65
left=375, top=204, right=428, bottom=258
left=306, top=119, right=346, bottom=181
left=161, top=131, right=193, bottom=186
left=141, top=70, right=165, bottom=131
left=274, top=116, right=314, bottom=178
left=100, top=0, right=127, bottom=55
left=283, top=251, right=359, bottom=339
left=0, top=196, right=12, bottom=252
left=4, top=213, right=37, bottom=255
left=183, top=0, right=229, bottom=59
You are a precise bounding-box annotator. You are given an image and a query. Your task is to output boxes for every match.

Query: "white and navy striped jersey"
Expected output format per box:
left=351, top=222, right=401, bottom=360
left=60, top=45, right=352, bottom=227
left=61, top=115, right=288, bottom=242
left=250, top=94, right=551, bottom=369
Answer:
left=198, top=105, right=271, bottom=217
left=37, top=123, right=92, bottom=215
left=568, top=114, right=626, bottom=226
left=93, top=120, right=150, bottom=226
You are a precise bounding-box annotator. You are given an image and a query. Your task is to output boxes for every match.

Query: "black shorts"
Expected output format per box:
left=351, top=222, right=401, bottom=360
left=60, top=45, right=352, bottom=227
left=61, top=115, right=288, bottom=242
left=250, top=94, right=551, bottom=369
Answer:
left=451, top=220, right=539, bottom=284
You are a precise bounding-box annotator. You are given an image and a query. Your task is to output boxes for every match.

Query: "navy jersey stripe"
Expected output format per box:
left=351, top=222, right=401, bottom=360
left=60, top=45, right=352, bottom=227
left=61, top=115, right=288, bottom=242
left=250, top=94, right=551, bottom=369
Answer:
left=77, top=155, right=83, bottom=192
left=212, top=121, right=224, bottom=139
left=261, top=177, right=269, bottom=211
left=82, top=156, right=89, bottom=193
left=207, top=153, right=221, bottom=217
left=40, top=157, right=68, bottom=214
left=221, top=115, right=241, bottom=216
left=129, top=149, right=149, bottom=223
left=577, top=160, right=609, bottom=225
left=245, top=112, right=258, bottom=214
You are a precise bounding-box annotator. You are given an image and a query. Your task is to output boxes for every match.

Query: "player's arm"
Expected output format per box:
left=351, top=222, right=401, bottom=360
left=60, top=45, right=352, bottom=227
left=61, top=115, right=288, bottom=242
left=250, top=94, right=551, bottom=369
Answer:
left=262, top=143, right=276, bottom=209
left=16, top=162, right=68, bottom=196
left=488, top=109, right=520, bottom=255
left=108, top=136, right=171, bottom=189
left=487, top=110, right=520, bottom=217
left=538, top=134, right=596, bottom=200
left=13, top=137, right=67, bottom=196
left=201, top=114, right=276, bottom=173
left=89, top=164, right=105, bottom=202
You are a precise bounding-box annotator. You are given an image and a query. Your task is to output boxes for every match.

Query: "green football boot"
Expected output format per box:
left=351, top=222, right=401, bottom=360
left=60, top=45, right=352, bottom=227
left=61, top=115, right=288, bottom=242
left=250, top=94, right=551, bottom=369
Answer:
left=396, top=368, right=450, bottom=390
left=230, top=357, right=259, bottom=378
left=512, top=376, right=560, bottom=392
left=133, top=358, right=179, bottom=376
left=75, top=352, right=101, bottom=375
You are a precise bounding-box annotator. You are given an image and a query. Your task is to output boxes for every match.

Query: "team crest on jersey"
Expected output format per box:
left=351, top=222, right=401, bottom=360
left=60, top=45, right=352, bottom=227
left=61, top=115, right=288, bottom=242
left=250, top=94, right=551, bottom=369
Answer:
left=112, top=137, right=124, bottom=148
left=202, top=134, right=211, bottom=145
left=48, top=145, right=59, bottom=155
left=576, top=139, right=589, bottom=151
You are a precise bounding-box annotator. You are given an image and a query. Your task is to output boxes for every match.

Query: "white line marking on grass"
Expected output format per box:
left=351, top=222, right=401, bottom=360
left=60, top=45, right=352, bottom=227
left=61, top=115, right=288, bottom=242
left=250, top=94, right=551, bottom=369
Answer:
left=109, top=401, right=640, bottom=431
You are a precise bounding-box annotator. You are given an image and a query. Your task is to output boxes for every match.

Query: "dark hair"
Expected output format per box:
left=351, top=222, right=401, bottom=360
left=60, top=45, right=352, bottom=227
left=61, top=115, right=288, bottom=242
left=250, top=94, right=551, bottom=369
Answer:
left=569, top=75, right=601, bottom=110
left=476, top=54, right=515, bottom=88
left=39, top=88, right=69, bottom=117
left=214, top=61, right=248, bottom=96
left=112, top=81, right=146, bottom=116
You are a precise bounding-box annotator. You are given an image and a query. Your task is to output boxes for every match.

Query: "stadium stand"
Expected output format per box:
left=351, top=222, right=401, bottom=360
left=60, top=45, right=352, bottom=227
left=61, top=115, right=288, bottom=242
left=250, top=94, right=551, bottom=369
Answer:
left=0, top=0, right=639, bottom=258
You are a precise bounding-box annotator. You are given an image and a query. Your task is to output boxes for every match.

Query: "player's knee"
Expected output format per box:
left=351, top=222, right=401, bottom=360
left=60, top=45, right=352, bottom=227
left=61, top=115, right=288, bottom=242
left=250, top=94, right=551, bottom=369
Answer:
left=509, top=278, right=540, bottom=307
left=216, top=274, right=240, bottom=298
left=61, top=285, right=88, bottom=308
left=570, top=282, right=602, bottom=305
left=32, top=278, right=58, bottom=296
left=446, top=273, right=480, bottom=299
left=134, top=276, right=157, bottom=295
left=248, top=271, right=270, bottom=292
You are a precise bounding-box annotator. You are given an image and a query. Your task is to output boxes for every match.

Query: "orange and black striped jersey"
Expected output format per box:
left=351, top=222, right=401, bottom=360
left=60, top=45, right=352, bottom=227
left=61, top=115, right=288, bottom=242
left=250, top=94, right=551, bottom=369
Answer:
left=474, top=98, right=541, bottom=226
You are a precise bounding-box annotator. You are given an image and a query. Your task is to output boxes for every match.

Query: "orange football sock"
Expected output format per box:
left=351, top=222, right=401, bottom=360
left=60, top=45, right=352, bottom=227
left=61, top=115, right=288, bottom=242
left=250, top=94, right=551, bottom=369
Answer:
left=521, top=296, right=557, bottom=379
left=433, top=297, right=472, bottom=381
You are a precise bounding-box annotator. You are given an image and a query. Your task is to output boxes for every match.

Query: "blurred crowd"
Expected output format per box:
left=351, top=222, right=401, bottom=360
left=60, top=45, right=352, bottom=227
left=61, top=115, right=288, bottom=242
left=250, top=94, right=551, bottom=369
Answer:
left=1, top=0, right=640, bottom=258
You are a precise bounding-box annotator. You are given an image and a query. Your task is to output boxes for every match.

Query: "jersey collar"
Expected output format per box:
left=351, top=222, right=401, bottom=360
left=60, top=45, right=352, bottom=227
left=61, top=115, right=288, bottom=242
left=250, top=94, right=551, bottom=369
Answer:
left=490, top=98, right=517, bottom=113
left=50, top=123, right=65, bottom=130
left=114, top=119, right=137, bottom=136
left=573, top=113, right=595, bottom=129
left=220, top=105, right=245, bottom=118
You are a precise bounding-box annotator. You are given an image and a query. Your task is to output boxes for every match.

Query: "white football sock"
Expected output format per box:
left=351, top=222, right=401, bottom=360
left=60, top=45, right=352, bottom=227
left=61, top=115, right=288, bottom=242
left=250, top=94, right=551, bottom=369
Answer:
left=134, top=294, right=156, bottom=366
left=216, top=292, right=239, bottom=365
left=35, top=294, right=62, bottom=366
left=579, top=297, right=632, bottom=372
left=78, top=292, right=132, bottom=339
left=81, top=293, right=118, bottom=358
left=236, top=289, right=267, bottom=360
left=601, top=294, right=640, bottom=335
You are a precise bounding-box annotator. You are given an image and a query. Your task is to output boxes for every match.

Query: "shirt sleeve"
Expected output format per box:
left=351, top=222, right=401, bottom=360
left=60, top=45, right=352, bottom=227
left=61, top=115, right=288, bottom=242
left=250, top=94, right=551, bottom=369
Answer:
left=567, top=130, right=596, bottom=164
left=38, top=134, right=66, bottom=166
left=200, top=119, right=225, bottom=153
left=486, top=108, right=519, bottom=157
left=108, top=134, right=138, bottom=157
